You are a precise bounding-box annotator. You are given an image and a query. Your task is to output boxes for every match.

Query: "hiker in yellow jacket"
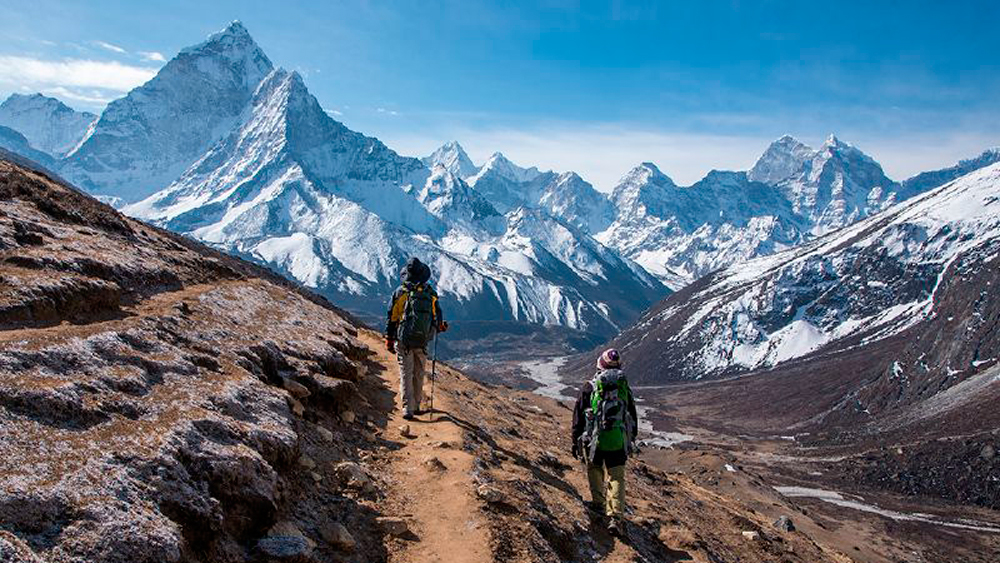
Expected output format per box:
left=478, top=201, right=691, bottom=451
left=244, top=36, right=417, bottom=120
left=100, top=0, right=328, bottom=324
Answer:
left=385, top=257, right=447, bottom=420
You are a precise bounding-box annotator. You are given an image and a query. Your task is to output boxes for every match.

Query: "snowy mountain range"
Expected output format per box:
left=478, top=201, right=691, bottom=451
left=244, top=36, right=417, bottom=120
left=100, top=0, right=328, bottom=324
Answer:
left=595, top=135, right=942, bottom=289
left=1, top=20, right=997, bottom=361
left=600, top=160, right=1000, bottom=386
left=0, top=93, right=96, bottom=158
left=47, top=22, right=661, bottom=356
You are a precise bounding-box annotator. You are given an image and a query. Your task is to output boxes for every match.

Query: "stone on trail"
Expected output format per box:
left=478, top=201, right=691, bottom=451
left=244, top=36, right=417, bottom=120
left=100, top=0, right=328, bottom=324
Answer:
left=476, top=484, right=504, bottom=503
left=742, top=530, right=761, bottom=541
left=376, top=516, right=410, bottom=537
left=423, top=456, right=447, bottom=472
left=320, top=522, right=356, bottom=551
left=340, top=409, right=356, bottom=424
left=399, top=424, right=413, bottom=438
left=316, top=426, right=334, bottom=441
left=773, top=515, right=796, bottom=532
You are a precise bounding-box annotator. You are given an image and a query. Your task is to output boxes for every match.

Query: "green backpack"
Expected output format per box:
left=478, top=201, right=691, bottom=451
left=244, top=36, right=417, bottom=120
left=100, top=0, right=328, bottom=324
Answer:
left=397, top=284, right=436, bottom=349
left=584, top=369, right=635, bottom=459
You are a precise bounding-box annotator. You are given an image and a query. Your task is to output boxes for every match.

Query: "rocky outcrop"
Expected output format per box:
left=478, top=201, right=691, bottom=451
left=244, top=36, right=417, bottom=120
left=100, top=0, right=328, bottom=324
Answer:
left=0, top=158, right=386, bottom=562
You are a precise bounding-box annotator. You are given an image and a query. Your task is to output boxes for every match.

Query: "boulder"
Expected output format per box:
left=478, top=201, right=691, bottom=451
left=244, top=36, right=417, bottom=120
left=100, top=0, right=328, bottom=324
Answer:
left=300, top=374, right=356, bottom=407
left=255, top=535, right=314, bottom=562
left=333, top=462, right=373, bottom=492
left=320, top=522, right=356, bottom=551
left=282, top=377, right=311, bottom=399
left=376, top=516, right=410, bottom=537
left=476, top=484, right=504, bottom=503
left=773, top=515, right=795, bottom=532
left=287, top=397, right=305, bottom=417
left=317, top=349, right=360, bottom=381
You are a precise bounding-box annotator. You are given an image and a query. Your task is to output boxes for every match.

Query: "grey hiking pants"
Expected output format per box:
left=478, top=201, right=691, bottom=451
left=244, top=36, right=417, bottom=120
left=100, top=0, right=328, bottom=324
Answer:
left=397, top=346, right=426, bottom=415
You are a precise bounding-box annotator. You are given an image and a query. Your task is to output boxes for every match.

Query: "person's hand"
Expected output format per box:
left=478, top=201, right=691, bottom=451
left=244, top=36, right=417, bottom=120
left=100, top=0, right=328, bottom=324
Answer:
left=438, top=321, right=449, bottom=333
left=386, top=339, right=396, bottom=353
left=571, top=442, right=580, bottom=459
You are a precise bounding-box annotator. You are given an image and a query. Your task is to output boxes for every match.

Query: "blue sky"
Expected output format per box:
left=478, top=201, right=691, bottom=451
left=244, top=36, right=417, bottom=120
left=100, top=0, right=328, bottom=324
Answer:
left=0, top=0, right=997, bottom=187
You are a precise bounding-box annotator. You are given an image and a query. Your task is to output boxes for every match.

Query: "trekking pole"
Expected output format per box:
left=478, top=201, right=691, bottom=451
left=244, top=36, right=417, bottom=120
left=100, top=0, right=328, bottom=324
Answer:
left=430, top=328, right=438, bottom=416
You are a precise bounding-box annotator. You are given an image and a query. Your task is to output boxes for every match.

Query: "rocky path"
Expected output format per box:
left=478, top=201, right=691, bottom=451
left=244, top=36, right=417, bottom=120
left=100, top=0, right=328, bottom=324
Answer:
left=363, top=332, right=491, bottom=563
left=362, top=330, right=848, bottom=563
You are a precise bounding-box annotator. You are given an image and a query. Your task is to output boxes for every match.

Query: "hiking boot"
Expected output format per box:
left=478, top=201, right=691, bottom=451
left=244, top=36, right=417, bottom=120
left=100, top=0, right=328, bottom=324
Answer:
left=607, top=518, right=626, bottom=538
left=402, top=413, right=415, bottom=421
left=585, top=502, right=605, bottom=516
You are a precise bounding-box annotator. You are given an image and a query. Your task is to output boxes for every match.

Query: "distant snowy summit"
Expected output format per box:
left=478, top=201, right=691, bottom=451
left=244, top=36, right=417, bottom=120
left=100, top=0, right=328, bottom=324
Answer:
left=422, top=140, right=478, bottom=178
left=0, top=93, right=96, bottom=158
left=609, top=159, right=1000, bottom=385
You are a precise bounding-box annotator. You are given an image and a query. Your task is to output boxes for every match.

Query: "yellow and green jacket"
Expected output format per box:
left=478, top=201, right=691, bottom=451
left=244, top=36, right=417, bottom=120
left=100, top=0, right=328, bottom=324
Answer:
left=385, top=282, right=444, bottom=342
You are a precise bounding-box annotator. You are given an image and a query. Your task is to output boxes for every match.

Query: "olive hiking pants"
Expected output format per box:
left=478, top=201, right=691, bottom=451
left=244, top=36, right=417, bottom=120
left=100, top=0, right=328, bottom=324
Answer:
left=587, top=449, right=627, bottom=519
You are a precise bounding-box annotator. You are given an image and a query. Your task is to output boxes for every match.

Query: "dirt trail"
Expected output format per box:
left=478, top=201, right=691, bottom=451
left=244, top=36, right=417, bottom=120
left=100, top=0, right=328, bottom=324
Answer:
left=361, top=330, right=844, bottom=563
left=362, top=332, right=492, bottom=563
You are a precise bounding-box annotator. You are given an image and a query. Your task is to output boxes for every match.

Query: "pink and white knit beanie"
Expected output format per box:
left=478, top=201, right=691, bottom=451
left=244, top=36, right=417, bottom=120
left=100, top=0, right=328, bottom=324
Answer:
left=597, top=348, right=621, bottom=370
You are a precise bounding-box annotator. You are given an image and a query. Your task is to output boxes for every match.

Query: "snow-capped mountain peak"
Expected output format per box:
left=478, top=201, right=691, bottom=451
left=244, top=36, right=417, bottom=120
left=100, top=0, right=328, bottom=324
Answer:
left=0, top=93, right=97, bottom=158
left=422, top=141, right=478, bottom=178
left=416, top=165, right=503, bottom=233
left=610, top=162, right=676, bottom=217
left=747, top=134, right=813, bottom=185
left=59, top=20, right=274, bottom=202
left=474, top=151, right=542, bottom=184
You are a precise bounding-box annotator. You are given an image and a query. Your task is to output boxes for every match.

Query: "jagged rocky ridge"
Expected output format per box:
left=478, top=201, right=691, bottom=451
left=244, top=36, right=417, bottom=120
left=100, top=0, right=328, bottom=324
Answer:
left=594, top=161, right=1000, bottom=385
left=594, top=135, right=982, bottom=289
left=0, top=157, right=397, bottom=562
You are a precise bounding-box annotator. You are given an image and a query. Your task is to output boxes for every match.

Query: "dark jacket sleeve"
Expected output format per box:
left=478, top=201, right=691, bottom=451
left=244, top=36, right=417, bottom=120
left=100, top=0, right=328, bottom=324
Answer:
left=571, top=381, right=593, bottom=443
left=385, top=286, right=402, bottom=339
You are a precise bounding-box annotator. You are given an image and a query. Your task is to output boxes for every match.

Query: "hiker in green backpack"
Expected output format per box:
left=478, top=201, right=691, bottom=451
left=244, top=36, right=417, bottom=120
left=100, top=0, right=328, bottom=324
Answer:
left=385, top=257, right=447, bottom=420
left=571, top=348, right=638, bottom=536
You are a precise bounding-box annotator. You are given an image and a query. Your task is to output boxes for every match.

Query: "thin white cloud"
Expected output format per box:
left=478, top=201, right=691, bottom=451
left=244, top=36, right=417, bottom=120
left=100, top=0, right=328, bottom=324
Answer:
left=376, top=107, right=399, bottom=116
left=138, top=51, right=166, bottom=63
left=324, top=109, right=343, bottom=116
left=93, top=40, right=126, bottom=54
left=41, top=86, right=117, bottom=106
left=0, top=55, right=157, bottom=92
